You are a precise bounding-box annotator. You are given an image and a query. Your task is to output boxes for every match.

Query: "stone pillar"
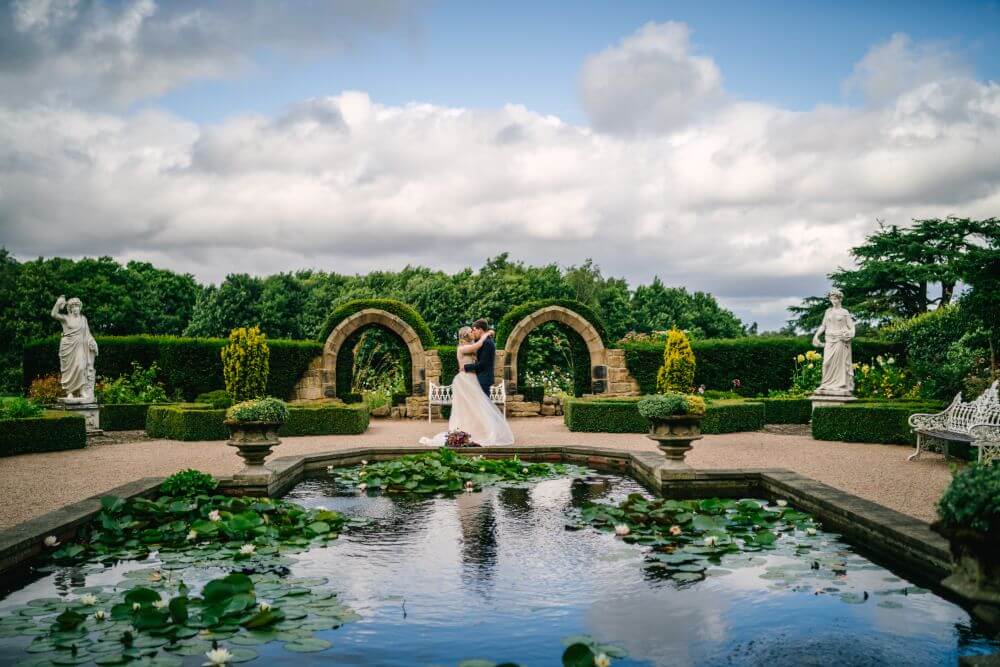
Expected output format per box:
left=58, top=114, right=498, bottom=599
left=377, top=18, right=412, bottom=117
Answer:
left=58, top=400, right=102, bottom=434
left=289, top=355, right=324, bottom=400
left=604, top=348, right=641, bottom=396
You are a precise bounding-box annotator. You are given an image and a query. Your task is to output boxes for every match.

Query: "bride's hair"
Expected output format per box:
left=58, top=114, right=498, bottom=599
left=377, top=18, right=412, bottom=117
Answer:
left=457, top=326, right=473, bottom=343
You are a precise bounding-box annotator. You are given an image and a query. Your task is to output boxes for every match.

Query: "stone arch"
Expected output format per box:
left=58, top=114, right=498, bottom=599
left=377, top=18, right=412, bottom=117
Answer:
left=321, top=309, right=427, bottom=398
left=503, top=305, right=608, bottom=395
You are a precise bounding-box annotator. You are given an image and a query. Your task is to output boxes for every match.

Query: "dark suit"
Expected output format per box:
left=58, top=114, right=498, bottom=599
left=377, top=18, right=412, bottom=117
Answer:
left=464, top=335, right=495, bottom=395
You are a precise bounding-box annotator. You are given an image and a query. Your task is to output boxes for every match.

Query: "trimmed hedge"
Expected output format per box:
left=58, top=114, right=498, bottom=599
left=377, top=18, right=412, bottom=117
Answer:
left=811, top=401, right=947, bottom=446
left=758, top=398, right=813, bottom=424
left=432, top=346, right=460, bottom=385
left=563, top=397, right=764, bottom=434
left=317, top=298, right=435, bottom=347
left=622, top=336, right=902, bottom=396
left=146, top=402, right=370, bottom=441
left=0, top=410, right=87, bottom=457
left=521, top=385, right=545, bottom=403
left=23, top=335, right=321, bottom=400
left=495, top=299, right=609, bottom=348
left=100, top=403, right=155, bottom=431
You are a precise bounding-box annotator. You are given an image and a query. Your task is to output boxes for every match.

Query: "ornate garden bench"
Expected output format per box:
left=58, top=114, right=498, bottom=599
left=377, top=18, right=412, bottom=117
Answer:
left=908, top=381, right=1000, bottom=464
left=427, top=380, right=507, bottom=422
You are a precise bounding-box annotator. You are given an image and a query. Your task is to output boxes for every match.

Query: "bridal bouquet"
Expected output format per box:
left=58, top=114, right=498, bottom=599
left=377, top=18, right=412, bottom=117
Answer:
left=445, top=430, right=479, bottom=448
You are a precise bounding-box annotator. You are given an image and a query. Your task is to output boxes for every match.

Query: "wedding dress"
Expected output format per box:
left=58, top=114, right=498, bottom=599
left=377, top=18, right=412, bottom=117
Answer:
left=419, top=348, right=515, bottom=447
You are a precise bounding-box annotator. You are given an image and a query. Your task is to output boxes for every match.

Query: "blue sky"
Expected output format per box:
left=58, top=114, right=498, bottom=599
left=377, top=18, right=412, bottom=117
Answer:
left=154, top=0, right=1000, bottom=125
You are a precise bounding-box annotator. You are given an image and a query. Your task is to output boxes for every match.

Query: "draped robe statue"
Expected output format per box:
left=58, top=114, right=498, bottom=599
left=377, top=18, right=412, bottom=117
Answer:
left=811, top=290, right=855, bottom=397
left=51, top=296, right=98, bottom=403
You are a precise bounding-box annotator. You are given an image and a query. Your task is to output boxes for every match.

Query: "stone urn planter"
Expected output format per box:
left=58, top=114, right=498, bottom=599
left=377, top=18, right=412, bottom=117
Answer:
left=646, top=415, right=703, bottom=468
left=225, top=420, right=282, bottom=478
left=932, top=522, right=1000, bottom=624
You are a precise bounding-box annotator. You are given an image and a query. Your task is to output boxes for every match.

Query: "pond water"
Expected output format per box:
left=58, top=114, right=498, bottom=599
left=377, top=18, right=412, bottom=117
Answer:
left=0, top=472, right=998, bottom=666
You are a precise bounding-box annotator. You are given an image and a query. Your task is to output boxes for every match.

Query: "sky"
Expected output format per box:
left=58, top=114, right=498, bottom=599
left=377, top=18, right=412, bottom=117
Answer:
left=1, top=0, right=999, bottom=331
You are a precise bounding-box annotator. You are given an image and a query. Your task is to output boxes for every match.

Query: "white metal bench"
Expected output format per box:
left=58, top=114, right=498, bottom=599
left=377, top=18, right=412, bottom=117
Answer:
left=908, top=381, right=1000, bottom=464
left=427, top=380, right=507, bottom=422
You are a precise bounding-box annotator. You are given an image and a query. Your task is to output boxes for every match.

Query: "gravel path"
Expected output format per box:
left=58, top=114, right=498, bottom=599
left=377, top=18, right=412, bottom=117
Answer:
left=0, top=418, right=955, bottom=529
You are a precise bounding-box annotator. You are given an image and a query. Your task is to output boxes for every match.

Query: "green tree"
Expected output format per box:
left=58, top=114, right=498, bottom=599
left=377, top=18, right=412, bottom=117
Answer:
left=184, top=274, right=264, bottom=337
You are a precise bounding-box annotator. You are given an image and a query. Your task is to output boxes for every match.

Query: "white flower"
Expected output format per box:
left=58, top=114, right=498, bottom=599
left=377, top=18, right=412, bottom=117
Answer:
left=806, top=527, right=817, bottom=536
left=361, top=460, right=368, bottom=466
left=204, top=648, right=234, bottom=665
left=704, top=536, right=718, bottom=547
left=259, top=602, right=271, bottom=612
left=776, top=500, right=788, bottom=507
left=669, top=525, right=682, bottom=537
left=595, top=653, right=611, bottom=667
left=93, top=610, right=107, bottom=621
left=522, top=468, right=529, bottom=474
left=208, top=510, right=221, bottom=522
left=186, top=530, right=198, bottom=541
left=132, top=603, right=141, bottom=612
left=326, top=465, right=334, bottom=472
left=887, top=357, right=895, bottom=365
left=79, top=594, right=98, bottom=606
left=152, top=599, right=167, bottom=609
left=614, top=524, right=630, bottom=537
left=239, top=544, right=256, bottom=556
left=43, top=535, right=60, bottom=548
left=358, top=483, right=367, bottom=492
left=314, top=505, right=328, bottom=512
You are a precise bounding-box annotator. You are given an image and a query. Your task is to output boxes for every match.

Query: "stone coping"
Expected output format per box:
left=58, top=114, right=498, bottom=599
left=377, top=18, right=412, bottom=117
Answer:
left=0, top=445, right=951, bottom=592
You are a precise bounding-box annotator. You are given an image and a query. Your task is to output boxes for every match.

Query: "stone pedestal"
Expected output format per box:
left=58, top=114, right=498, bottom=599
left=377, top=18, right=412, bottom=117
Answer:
left=57, top=400, right=101, bottom=434
left=225, top=421, right=281, bottom=480
left=809, top=393, right=856, bottom=411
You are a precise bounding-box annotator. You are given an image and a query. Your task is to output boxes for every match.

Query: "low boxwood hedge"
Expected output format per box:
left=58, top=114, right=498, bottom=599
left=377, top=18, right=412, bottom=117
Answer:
left=100, top=403, right=156, bottom=431
left=811, top=401, right=947, bottom=446
left=563, top=396, right=764, bottom=434
left=0, top=410, right=87, bottom=457
left=758, top=398, right=813, bottom=424
left=700, top=399, right=765, bottom=434
left=521, top=385, right=545, bottom=403
left=146, top=402, right=370, bottom=440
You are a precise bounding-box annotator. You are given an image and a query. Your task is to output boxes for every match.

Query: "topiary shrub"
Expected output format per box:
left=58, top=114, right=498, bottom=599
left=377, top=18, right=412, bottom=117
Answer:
left=758, top=398, right=813, bottom=424
left=638, top=393, right=705, bottom=419
left=146, top=404, right=228, bottom=441
left=195, top=389, right=233, bottom=409
left=100, top=403, right=154, bottom=431
left=160, top=469, right=218, bottom=497
left=811, top=401, right=947, bottom=445
left=222, top=326, right=270, bottom=403
left=432, top=346, right=460, bottom=385
left=280, top=402, right=370, bottom=436
left=0, top=411, right=87, bottom=456
left=521, top=385, right=545, bottom=403
left=656, top=329, right=696, bottom=394
left=563, top=397, right=647, bottom=433
left=937, top=464, right=1000, bottom=534
left=700, top=400, right=765, bottom=434
left=226, top=397, right=288, bottom=424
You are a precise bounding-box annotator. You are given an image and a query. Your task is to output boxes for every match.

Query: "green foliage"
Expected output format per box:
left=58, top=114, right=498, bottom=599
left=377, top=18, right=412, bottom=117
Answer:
left=638, top=393, right=705, bottom=419
left=564, top=397, right=763, bottom=434
left=98, top=362, right=171, bottom=404
left=147, top=402, right=369, bottom=439
left=0, top=396, right=43, bottom=419
left=222, top=326, right=270, bottom=402
left=100, top=403, right=154, bottom=431
left=758, top=398, right=812, bottom=424
left=195, top=389, right=232, bottom=408
left=629, top=276, right=747, bottom=339
left=853, top=354, right=921, bottom=399
left=433, top=345, right=460, bottom=385
left=391, top=391, right=408, bottom=406
left=521, top=321, right=586, bottom=397
left=790, top=350, right=824, bottom=395
left=160, top=469, right=218, bottom=496
left=521, top=385, right=545, bottom=403
left=937, top=464, right=1000, bottom=534
left=494, top=298, right=608, bottom=347
left=656, top=328, right=696, bottom=394
left=23, top=335, right=321, bottom=400
left=318, top=298, right=435, bottom=346
left=0, top=410, right=86, bottom=456
left=622, top=336, right=900, bottom=396
left=700, top=400, right=765, bottom=434
left=280, top=402, right=370, bottom=436
left=331, top=448, right=582, bottom=494
left=811, top=401, right=947, bottom=445
left=226, top=397, right=288, bottom=423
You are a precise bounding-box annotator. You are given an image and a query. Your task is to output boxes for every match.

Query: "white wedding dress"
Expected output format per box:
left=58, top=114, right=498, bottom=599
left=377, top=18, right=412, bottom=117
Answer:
left=420, top=348, right=515, bottom=447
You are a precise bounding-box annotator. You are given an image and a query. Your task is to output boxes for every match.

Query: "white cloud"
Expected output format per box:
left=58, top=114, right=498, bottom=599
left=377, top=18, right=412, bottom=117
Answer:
left=1, top=22, right=999, bottom=329
left=844, top=33, right=970, bottom=106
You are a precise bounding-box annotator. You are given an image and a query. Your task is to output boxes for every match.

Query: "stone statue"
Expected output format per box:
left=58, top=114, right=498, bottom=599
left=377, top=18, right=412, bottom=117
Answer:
left=51, top=295, right=98, bottom=403
left=811, top=288, right=855, bottom=397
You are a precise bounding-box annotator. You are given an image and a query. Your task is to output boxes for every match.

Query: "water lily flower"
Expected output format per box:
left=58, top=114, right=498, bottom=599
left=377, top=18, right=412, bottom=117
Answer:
left=208, top=510, right=221, bottom=522
left=669, top=525, right=682, bottom=537
left=93, top=610, right=107, bottom=621
left=776, top=500, right=788, bottom=507
left=806, top=527, right=817, bottom=536
left=186, top=530, right=198, bottom=541
left=315, top=505, right=328, bottom=512
left=43, top=535, right=60, bottom=548
left=152, top=599, right=167, bottom=609
left=132, top=603, right=141, bottom=612
left=522, top=468, right=529, bottom=474
left=358, top=483, right=368, bottom=492
left=259, top=602, right=271, bottom=612
left=79, top=594, right=98, bottom=606
left=361, top=460, right=368, bottom=466
left=595, top=653, right=611, bottom=667
left=239, top=544, right=256, bottom=556
left=326, top=465, right=334, bottom=472
left=704, top=536, right=718, bottom=547
left=204, top=648, right=234, bottom=665
left=614, top=524, right=630, bottom=537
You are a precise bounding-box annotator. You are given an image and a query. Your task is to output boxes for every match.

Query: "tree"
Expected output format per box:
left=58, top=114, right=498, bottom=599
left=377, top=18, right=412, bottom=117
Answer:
left=657, top=328, right=696, bottom=393
left=184, top=274, right=264, bottom=337
left=960, top=222, right=1000, bottom=371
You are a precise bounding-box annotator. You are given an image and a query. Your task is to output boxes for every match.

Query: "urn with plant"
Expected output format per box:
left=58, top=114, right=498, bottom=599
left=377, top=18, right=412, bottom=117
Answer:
left=638, top=393, right=706, bottom=467
left=224, top=397, right=289, bottom=478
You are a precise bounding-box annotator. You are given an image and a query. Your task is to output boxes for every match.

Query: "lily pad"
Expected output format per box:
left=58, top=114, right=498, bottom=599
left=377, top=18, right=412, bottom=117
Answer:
left=283, top=637, right=332, bottom=653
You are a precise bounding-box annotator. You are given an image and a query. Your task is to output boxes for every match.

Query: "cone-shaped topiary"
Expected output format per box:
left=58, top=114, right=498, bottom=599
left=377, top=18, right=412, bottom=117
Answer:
left=221, top=326, right=270, bottom=403
left=656, top=328, right=696, bottom=394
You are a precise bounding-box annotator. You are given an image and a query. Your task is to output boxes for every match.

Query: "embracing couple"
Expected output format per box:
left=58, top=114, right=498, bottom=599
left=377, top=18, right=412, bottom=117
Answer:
left=421, top=319, right=515, bottom=447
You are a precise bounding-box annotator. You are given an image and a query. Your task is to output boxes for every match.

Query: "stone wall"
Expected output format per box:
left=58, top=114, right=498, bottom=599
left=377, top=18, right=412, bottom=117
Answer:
left=290, top=356, right=323, bottom=400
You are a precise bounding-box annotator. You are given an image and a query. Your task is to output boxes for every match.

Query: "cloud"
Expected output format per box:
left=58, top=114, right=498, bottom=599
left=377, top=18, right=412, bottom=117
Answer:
left=579, top=21, right=724, bottom=135
left=0, top=0, right=420, bottom=107
left=1, top=21, right=999, bottom=330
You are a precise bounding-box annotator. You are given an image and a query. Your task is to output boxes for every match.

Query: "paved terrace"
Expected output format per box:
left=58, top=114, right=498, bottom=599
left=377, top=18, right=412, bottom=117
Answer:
left=0, top=417, right=954, bottom=529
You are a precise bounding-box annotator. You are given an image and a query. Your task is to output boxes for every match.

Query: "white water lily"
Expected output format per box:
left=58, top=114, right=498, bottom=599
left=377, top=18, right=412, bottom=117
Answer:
left=614, top=524, right=630, bottom=537
left=79, top=594, right=98, bottom=606
left=239, top=544, right=256, bottom=556
left=776, top=500, right=788, bottom=507
left=358, top=483, right=368, bottom=492
left=704, top=536, right=718, bottom=547
left=132, top=602, right=141, bottom=612
left=314, top=505, right=328, bottom=512
left=93, top=610, right=107, bottom=621
left=522, top=468, right=529, bottom=474
left=259, top=602, right=271, bottom=612
left=806, top=527, right=817, bottom=536
left=186, top=530, right=198, bottom=541
left=669, top=525, right=682, bottom=537
left=361, top=460, right=368, bottom=466
left=595, top=653, right=612, bottom=667
left=208, top=510, right=221, bottom=522
left=43, top=535, right=60, bottom=547
left=204, top=648, right=234, bottom=665
left=152, top=599, right=168, bottom=609
left=326, top=465, right=334, bottom=472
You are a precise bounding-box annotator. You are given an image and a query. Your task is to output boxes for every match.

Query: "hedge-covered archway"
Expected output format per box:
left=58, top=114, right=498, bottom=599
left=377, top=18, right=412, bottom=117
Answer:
left=497, top=299, right=609, bottom=395
left=320, top=299, right=435, bottom=398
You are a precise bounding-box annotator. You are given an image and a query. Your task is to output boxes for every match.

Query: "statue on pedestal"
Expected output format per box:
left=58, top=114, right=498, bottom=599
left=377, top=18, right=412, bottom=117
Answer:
left=811, top=289, right=855, bottom=399
left=51, top=295, right=98, bottom=404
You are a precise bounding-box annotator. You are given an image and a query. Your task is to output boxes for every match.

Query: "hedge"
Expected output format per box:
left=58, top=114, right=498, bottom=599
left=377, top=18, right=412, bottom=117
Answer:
left=563, top=397, right=764, bottom=434
left=23, top=335, right=321, bottom=401
left=100, top=403, right=156, bottom=431
left=622, top=336, right=902, bottom=396
left=317, top=298, right=435, bottom=347
left=758, top=398, right=813, bottom=424
left=521, top=385, right=545, bottom=403
left=146, top=402, right=370, bottom=441
left=495, top=299, right=609, bottom=348
left=432, top=346, right=460, bottom=385
left=0, top=411, right=87, bottom=457
left=811, top=401, right=947, bottom=446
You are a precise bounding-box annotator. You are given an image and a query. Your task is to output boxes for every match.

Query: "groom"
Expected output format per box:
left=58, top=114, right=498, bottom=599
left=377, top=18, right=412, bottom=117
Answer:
left=464, top=319, right=495, bottom=396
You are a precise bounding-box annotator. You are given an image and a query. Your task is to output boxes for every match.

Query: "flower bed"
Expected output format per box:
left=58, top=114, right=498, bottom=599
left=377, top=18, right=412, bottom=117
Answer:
left=146, top=402, right=369, bottom=441
left=0, top=410, right=87, bottom=457
left=811, top=400, right=949, bottom=447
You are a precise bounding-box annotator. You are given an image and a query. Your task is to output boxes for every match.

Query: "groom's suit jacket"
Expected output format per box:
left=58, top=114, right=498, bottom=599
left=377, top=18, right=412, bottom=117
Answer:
left=464, top=335, right=495, bottom=395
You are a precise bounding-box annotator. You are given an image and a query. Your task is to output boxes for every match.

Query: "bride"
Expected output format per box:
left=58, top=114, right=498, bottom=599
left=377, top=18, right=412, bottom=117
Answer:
left=420, top=326, right=515, bottom=447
